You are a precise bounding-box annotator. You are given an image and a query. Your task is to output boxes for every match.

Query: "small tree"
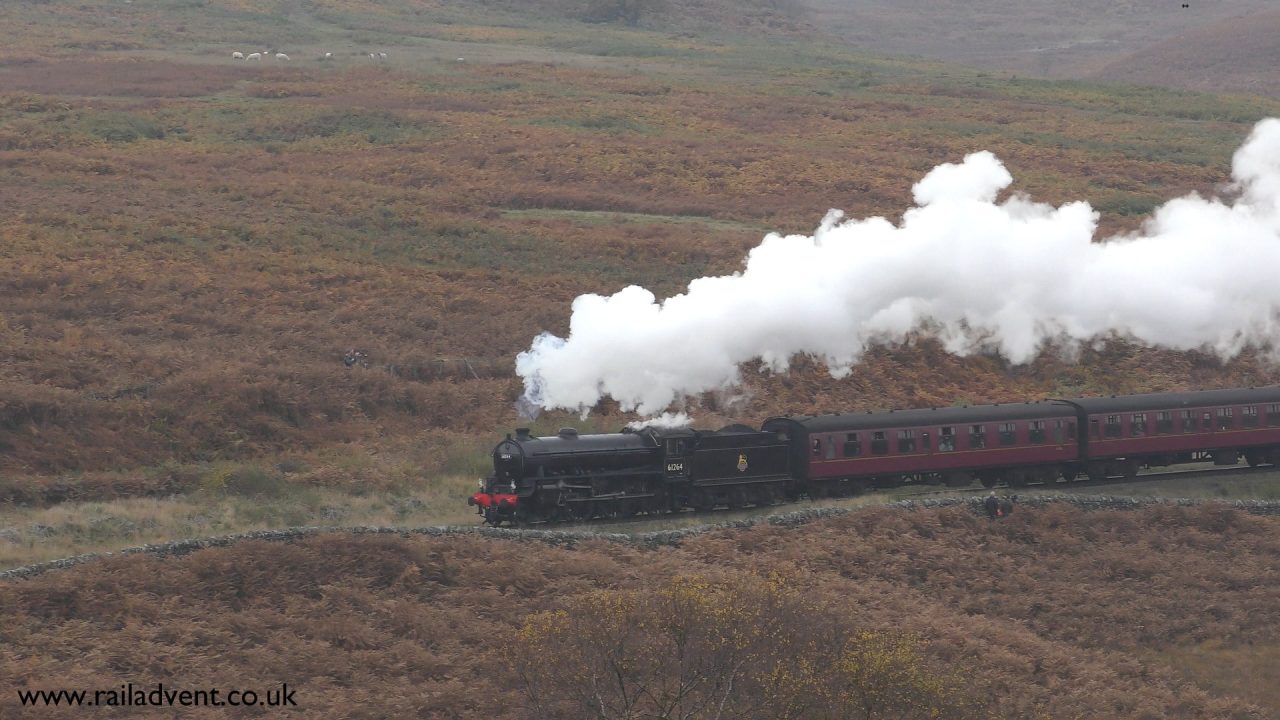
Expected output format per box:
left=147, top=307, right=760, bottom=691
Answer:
left=509, top=574, right=980, bottom=720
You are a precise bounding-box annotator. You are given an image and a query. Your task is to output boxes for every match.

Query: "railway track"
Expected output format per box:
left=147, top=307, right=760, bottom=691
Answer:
left=515, top=462, right=1277, bottom=533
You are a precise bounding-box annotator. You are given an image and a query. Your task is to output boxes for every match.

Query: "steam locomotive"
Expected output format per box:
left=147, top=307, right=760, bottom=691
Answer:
left=468, top=386, right=1280, bottom=525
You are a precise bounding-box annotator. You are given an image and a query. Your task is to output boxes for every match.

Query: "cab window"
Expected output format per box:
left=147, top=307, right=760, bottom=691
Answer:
left=897, top=430, right=916, bottom=453
left=1029, top=421, right=1045, bottom=444
left=1104, top=415, right=1122, bottom=439
left=998, top=423, right=1016, bottom=446
left=843, top=433, right=861, bottom=457
left=1131, top=413, right=1147, bottom=437
left=969, top=425, right=986, bottom=449
left=871, top=431, right=888, bottom=455
left=939, top=427, right=956, bottom=452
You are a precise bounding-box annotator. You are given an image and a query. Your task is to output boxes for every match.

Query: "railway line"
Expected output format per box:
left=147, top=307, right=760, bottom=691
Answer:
left=505, top=461, right=1278, bottom=533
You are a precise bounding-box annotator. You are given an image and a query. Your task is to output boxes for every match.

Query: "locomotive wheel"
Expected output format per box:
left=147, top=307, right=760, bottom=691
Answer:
left=1087, top=464, right=1106, bottom=482
left=979, top=475, right=998, bottom=489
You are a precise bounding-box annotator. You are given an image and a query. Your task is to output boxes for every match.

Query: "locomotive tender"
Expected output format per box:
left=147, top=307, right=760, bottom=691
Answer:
left=469, top=386, right=1280, bottom=525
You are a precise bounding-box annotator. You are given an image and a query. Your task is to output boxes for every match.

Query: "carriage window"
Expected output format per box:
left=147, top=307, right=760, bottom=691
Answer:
left=871, top=431, right=888, bottom=455
left=1269, top=404, right=1280, bottom=426
left=1029, top=421, right=1046, bottom=444
left=1065, top=420, right=1077, bottom=441
left=1243, top=406, right=1258, bottom=428
left=1090, top=419, right=1100, bottom=439
left=998, top=423, right=1016, bottom=446
left=1104, top=415, right=1122, bottom=438
left=970, top=425, right=986, bottom=449
left=939, top=426, right=956, bottom=452
left=843, top=433, right=861, bottom=457
left=1182, top=410, right=1197, bottom=433
left=1156, top=411, right=1173, bottom=434
left=1216, top=408, right=1233, bottom=430
left=825, top=438, right=837, bottom=459
left=1131, top=413, right=1147, bottom=437
left=812, top=438, right=822, bottom=457
left=1203, top=412, right=1213, bottom=431
left=897, top=429, right=916, bottom=453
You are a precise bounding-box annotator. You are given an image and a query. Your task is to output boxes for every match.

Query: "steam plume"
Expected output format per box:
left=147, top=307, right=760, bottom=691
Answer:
left=517, top=119, right=1280, bottom=417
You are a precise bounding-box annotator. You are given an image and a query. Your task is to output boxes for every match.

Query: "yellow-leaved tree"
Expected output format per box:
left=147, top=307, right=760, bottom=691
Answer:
left=509, top=572, right=982, bottom=720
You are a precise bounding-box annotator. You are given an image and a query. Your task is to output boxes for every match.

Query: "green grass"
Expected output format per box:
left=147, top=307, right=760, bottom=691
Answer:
left=1049, top=469, right=1280, bottom=501
left=500, top=208, right=771, bottom=233
left=0, top=477, right=484, bottom=571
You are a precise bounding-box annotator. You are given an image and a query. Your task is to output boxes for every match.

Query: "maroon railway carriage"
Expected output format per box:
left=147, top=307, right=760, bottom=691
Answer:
left=762, top=401, right=1081, bottom=494
left=1064, top=387, right=1280, bottom=479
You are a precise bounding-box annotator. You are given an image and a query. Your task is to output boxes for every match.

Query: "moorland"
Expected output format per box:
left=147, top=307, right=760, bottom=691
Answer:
left=4, top=0, right=1280, bottom=715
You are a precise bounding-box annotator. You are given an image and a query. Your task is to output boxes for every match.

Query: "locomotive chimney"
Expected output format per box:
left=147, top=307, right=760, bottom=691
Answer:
left=516, top=427, right=531, bottom=440
left=558, top=427, right=579, bottom=439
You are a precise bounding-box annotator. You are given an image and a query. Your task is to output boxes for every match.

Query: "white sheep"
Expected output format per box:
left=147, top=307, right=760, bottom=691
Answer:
left=369, top=52, right=376, bottom=60
left=232, top=51, right=244, bottom=59
left=324, top=52, right=332, bottom=59
left=275, top=52, right=290, bottom=60
left=456, top=57, right=465, bottom=62
left=379, top=52, right=387, bottom=60
left=246, top=52, right=262, bottom=60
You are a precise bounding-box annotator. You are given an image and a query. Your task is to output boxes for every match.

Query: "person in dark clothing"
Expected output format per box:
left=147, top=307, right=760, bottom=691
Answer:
left=984, top=491, right=1000, bottom=520
left=1000, top=495, right=1015, bottom=518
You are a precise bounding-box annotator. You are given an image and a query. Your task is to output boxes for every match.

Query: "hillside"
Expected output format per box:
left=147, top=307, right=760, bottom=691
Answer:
left=3, top=501, right=1279, bottom=718
left=797, top=0, right=1279, bottom=91
left=4, top=0, right=1280, bottom=491
left=1092, top=10, right=1280, bottom=98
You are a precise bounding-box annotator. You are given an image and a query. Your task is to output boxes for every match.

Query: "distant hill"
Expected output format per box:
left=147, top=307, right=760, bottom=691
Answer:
left=797, top=0, right=1277, bottom=90
left=1092, top=10, right=1280, bottom=98
left=476, top=0, right=811, bottom=33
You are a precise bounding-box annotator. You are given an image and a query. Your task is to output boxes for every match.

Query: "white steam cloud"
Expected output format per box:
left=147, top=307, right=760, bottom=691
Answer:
left=517, top=119, right=1280, bottom=417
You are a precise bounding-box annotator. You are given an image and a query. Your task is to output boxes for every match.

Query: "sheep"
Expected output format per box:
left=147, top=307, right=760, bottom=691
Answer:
left=379, top=52, right=387, bottom=60
left=324, top=52, right=332, bottom=59
left=456, top=57, right=465, bottom=62
left=275, top=52, right=290, bottom=60
left=369, top=52, right=376, bottom=60
left=231, top=51, right=244, bottom=59
left=246, top=52, right=262, bottom=60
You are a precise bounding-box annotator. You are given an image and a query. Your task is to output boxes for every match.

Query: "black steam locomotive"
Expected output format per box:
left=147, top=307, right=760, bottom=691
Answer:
left=468, top=424, right=790, bottom=525
left=469, top=386, right=1280, bottom=526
